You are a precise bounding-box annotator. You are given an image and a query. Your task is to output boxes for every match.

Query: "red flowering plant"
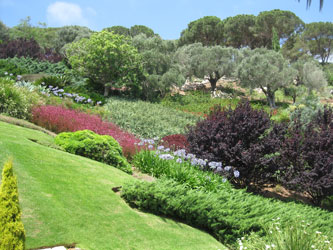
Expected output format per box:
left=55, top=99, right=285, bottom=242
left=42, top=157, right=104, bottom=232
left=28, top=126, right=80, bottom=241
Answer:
left=31, top=105, right=140, bottom=158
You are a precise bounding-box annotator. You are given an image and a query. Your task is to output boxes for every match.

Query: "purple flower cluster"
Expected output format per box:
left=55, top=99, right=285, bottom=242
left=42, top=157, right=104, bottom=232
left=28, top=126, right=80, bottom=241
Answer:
left=42, top=84, right=96, bottom=105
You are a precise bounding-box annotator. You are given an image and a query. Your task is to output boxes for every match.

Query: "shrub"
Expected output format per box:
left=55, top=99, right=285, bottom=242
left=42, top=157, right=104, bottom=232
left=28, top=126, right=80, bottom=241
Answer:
left=121, top=178, right=333, bottom=247
left=0, top=77, right=43, bottom=119
left=3, top=57, right=68, bottom=75
left=279, top=105, right=333, bottom=204
left=0, top=38, right=62, bottom=63
left=55, top=130, right=132, bottom=174
left=31, top=105, right=139, bottom=158
left=0, top=59, right=27, bottom=77
left=161, top=134, right=188, bottom=150
left=186, top=101, right=283, bottom=187
left=0, top=159, right=26, bottom=250
left=105, top=97, right=200, bottom=138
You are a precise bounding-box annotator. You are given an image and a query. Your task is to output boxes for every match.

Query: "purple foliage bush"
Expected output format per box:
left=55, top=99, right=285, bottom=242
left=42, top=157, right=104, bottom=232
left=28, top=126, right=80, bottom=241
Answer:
left=186, top=101, right=282, bottom=187
left=161, top=134, right=189, bottom=150
left=279, top=106, right=333, bottom=204
left=0, top=38, right=62, bottom=63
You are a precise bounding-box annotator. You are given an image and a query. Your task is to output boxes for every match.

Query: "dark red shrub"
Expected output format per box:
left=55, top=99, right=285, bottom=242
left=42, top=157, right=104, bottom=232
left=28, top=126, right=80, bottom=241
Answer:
left=0, top=38, right=62, bottom=63
left=186, top=101, right=282, bottom=186
left=31, top=105, right=140, bottom=158
left=279, top=106, right=333, bottom=204
left=161, top=134, right=189, bottom=150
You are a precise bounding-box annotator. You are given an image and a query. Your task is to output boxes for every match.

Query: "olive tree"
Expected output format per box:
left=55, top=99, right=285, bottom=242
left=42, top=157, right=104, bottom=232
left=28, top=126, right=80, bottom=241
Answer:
left=175, top=43, right=241, bottom=91
left=237, top=48, right=297, bottom=108
left=66, top=30, right=144, bottom=97
left=132, top=34, right=180, bottom=101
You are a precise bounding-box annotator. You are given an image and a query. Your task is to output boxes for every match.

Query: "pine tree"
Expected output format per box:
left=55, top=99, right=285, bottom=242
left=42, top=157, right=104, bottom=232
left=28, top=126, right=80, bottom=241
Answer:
left=0, top=159, right=25, bottom=249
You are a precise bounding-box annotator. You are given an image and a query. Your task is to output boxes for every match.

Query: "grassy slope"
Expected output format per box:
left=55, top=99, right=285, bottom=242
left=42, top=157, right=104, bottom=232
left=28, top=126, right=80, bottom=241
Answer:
left=0, top=121, right=225, bottom=250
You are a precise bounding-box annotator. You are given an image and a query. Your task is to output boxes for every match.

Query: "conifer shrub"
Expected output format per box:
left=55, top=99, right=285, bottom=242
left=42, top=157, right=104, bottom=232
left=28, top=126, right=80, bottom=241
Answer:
left=186, top=101, right=283, bottom=186
left=55, top=130, right=132, bottom=174
left=0, top=159, right=25, bottom=249
left=121, top=178, right=333, bottom=247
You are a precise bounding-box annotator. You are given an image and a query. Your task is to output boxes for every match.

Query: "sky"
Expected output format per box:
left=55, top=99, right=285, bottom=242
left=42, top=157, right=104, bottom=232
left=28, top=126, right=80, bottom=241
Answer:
left=0, top=0, right=332, bottom=40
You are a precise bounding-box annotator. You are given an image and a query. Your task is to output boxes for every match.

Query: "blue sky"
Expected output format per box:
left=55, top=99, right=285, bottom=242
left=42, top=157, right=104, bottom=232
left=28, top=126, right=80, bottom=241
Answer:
left=0, top=0, right=332, bottom=39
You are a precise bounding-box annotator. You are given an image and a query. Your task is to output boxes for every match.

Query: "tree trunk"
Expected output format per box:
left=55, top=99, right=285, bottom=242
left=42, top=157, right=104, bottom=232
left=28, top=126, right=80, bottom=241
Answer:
left=267, top=91, right=276, bottom=109
left=104, top=85, right=111, bottom=97
left=209, top=78, right=218, bottom=91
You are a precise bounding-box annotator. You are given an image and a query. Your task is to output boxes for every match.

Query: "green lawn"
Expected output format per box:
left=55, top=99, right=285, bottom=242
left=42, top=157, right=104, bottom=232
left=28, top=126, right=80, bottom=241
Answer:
left=0, top=121, right=226, bottom=250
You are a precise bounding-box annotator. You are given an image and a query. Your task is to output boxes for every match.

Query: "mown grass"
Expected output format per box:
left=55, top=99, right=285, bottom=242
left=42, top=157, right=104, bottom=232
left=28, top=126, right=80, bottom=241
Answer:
left=0, top=121, right=226, bottom=250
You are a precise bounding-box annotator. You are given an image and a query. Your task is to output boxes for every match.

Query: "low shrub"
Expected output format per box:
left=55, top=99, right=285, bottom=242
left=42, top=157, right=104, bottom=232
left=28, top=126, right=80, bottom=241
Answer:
left=161, top=134, right=188, bottom=150
left=1, top=57, right=68, bottom=75
left=186, top=101, right=284, bottom=187
left=0, top=159, right=26, bottom=250
left=55, top=130, right=132, bottom=174
left=31, top=105, right=139, bottom=158
left=105, top=97, right=200, bottom=138
left=121, top=178, right=333, bottom=247
left=0, top=77, right=43, bottom=119
left=0, top=59, right=27, bottom=77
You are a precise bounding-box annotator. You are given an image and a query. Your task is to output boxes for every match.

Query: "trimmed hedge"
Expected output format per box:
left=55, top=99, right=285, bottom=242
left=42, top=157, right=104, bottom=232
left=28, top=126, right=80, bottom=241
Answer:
left=121, top=178, right=333, bottom=246
left=55, top=130, right=132, bottom=174
left=0, top=159, right=25, bottom=249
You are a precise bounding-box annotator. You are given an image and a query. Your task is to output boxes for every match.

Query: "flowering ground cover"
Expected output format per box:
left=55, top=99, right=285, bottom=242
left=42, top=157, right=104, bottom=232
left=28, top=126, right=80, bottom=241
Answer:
left=0, top=121, right=226, bottom=250
left=31, top=105, right=140, bottom=157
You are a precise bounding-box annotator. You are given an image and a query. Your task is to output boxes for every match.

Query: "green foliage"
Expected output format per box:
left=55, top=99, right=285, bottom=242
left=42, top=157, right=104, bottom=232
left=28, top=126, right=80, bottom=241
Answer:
left=179, top=16, right=224, bottom=46
left=161, top=91, right=240, bottom=115
left=131, top=34, right=180, bottom=101
left=55, top=25, right=93, bottom=53
left=223, top=14, right=256, bottom=48
left=66, top=30, right=144, bottom=97
left=0, top=77, right=43, bottom=119
left=122, top=178, right=333, bottom=246
left=0, top=59, right=27, bottom=77
left=272, top=27, right=280, bottom=52
left=240, top=219, right=333, bottom=250
left=103, top=26, right=130, bottom=36
left=130, top=25, right=155, bottom=37
left=105, top=97, right=200, bottom=138
left=1, top=57, right=68, bottom=75
left=0, top=159, right=25, bottom=250
left=35, top=74, right=71, bottom=88
left=0, top=20, right=9, bottom=43
left=323, top=63, right=333, bottom=86
left=133, top=150, right=230, bottom=192
left=303, top=22, right=333, bottom=64
left=237, top=48, right=297, bottom=108
left=54, top=130, right=132, bottom=174
left=253, top=9, right=304, bottom=49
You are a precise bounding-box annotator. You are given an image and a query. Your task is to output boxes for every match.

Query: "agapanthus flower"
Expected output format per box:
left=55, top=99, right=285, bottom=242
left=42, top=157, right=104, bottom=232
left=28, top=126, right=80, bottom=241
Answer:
left=159, top=154, right=174, bottom=160
left=234, top=170, right=240, bottom=178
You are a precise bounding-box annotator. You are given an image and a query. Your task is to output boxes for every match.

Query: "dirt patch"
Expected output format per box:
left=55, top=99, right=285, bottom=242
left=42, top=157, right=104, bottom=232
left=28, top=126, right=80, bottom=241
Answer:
left=132, top=167, right=155, bottom=182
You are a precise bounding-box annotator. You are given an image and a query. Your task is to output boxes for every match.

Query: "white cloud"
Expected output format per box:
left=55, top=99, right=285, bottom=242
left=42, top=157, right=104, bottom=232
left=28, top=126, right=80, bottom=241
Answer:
left=47, top=1, right=91, bottom=26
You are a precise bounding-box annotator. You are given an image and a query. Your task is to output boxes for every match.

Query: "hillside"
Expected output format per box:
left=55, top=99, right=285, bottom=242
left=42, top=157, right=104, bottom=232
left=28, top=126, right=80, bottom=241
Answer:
left=0, top=121, right=226, bottom=250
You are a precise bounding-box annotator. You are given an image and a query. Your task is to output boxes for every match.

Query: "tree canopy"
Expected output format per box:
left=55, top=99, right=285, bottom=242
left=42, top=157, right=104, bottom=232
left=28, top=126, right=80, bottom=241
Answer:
left=175, top=43, right=240, bottom=90
left=237, top=48, right=296, bottom=108
left=223, top=14, right=256, bottom=49
left=302, top=22, right=333, bottom=64
left=66, top=30, right=144, bottom=97
left=179, top=16, right=224, bottom=46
